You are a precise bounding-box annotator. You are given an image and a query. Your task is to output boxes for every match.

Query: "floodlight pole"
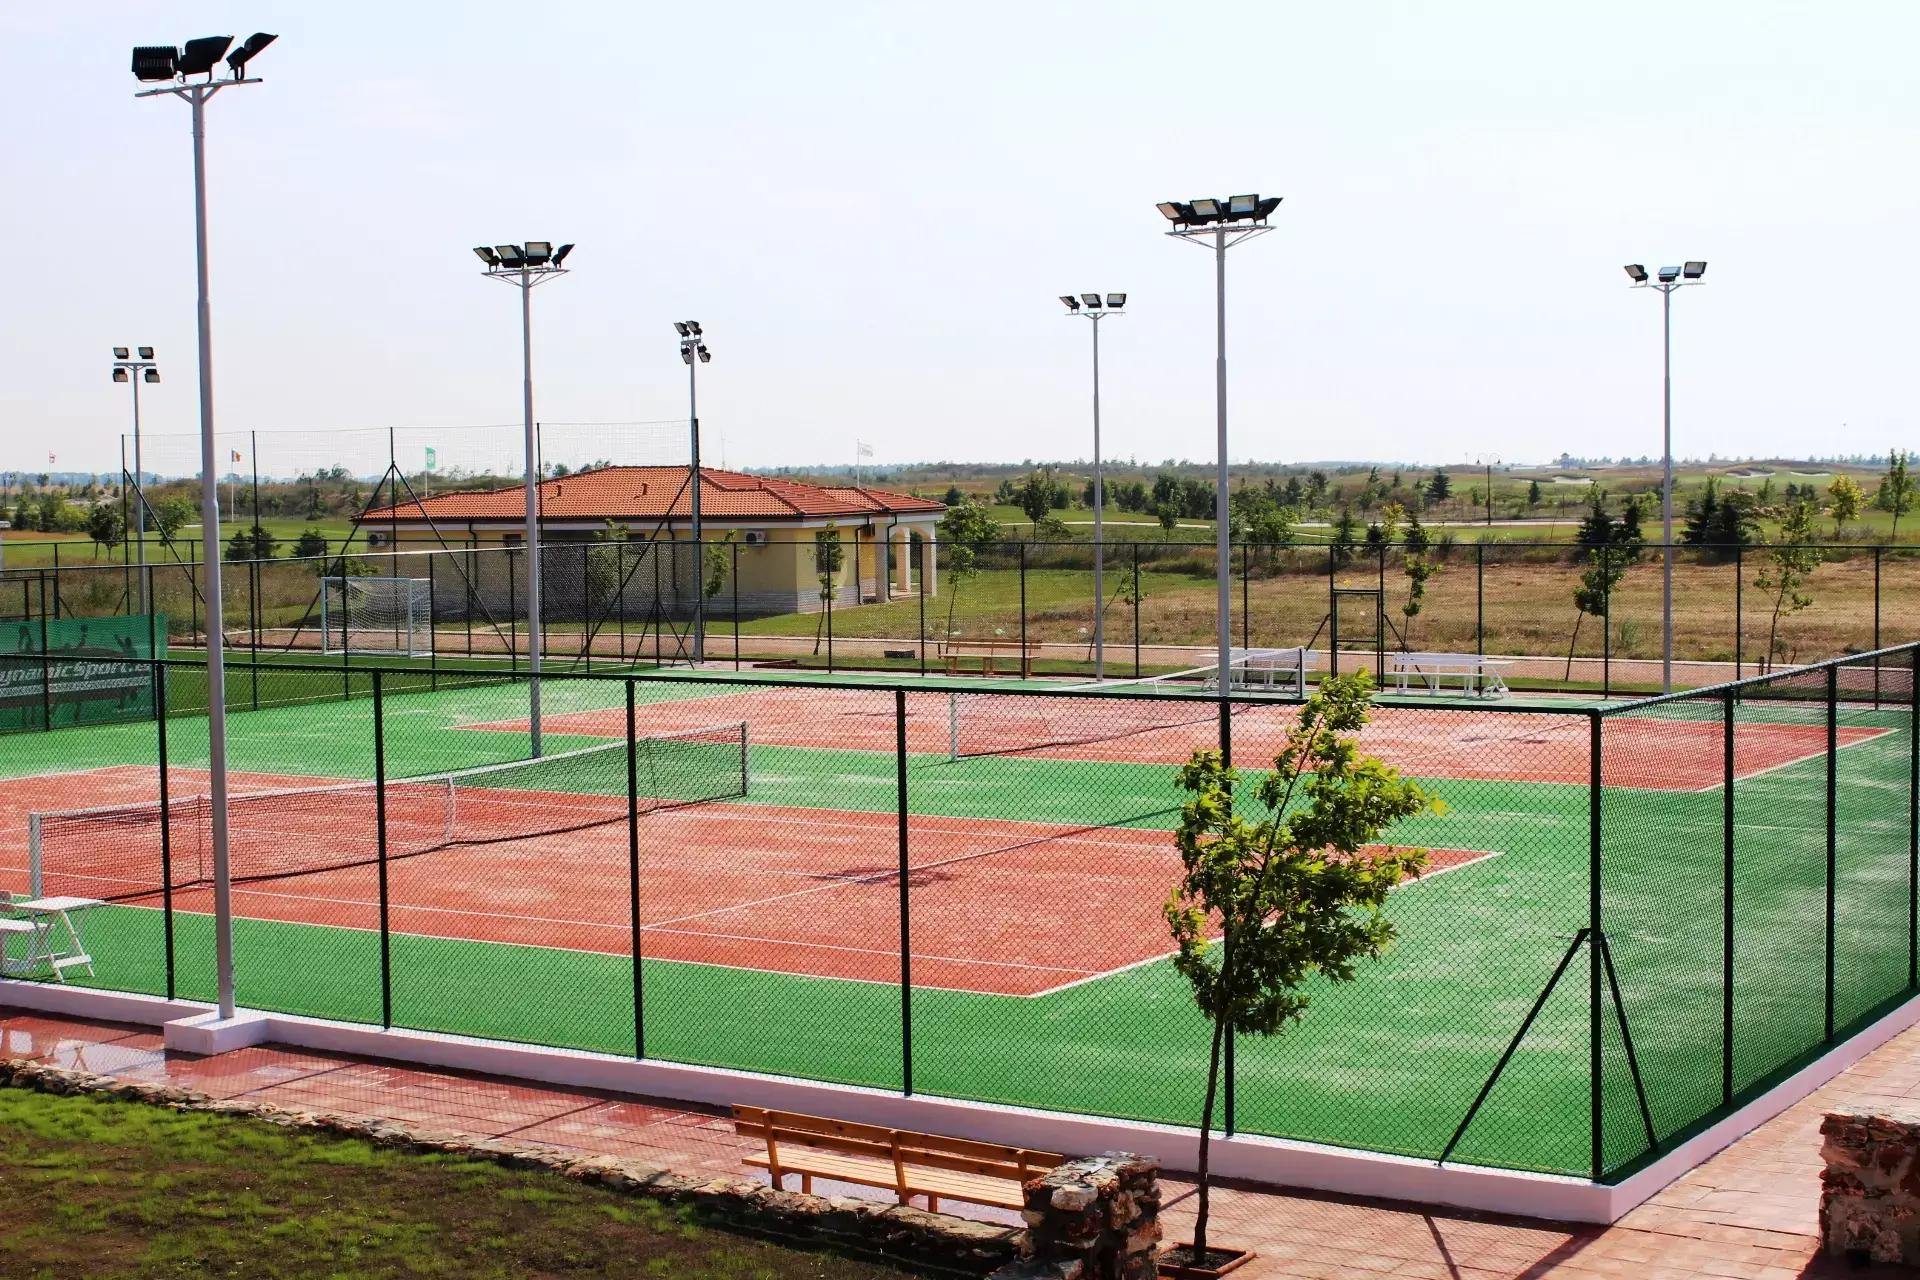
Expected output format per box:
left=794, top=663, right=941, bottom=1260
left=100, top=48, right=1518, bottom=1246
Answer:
left=113, top=353, right=158, bottom=615
left=1166, top=219, right=1273, bottom=687
left=1628, top=267, right=1703, bottom=695
left=686, top=342, right=705, bottom=666
left=1065, top=304, right=1123, bottom=679
left=481, top=255, right=569, bottom=755
left=136, top=74, right=259, bottom=1022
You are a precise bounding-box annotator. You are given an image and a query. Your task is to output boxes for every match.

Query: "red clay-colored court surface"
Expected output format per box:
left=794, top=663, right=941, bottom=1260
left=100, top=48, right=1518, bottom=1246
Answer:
left=467, top=686, right=1888, bottom=791
left=0, top=765, right=1489, bottom=996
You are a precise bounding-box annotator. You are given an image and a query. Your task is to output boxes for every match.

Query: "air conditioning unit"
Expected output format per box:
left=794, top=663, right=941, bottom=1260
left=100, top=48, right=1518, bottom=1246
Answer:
left=741, top=530, right=767, bottom=546
left=366, top=531, right=388, bottom=547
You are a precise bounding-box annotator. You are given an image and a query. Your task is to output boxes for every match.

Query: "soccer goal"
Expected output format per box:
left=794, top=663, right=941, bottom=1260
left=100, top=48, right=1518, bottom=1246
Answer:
left=319, top=576, right=433, bottom=657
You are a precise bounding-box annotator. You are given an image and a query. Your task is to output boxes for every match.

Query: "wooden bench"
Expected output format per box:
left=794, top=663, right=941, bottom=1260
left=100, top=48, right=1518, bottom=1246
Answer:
left=732, top=1105, right=1061, bottom=1212
left=941, top=637, right=1044, bottom=679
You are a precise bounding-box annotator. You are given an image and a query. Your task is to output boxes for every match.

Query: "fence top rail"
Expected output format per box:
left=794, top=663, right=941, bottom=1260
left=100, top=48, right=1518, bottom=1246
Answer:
left=1596, top=639, right=1920, bottom=718
left=36, top=651, right=1608, bottom=714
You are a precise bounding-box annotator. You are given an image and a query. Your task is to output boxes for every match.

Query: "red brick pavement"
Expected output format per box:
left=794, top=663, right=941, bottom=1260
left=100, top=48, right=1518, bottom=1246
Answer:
left=4, top=1004, right=1914, bottom=1277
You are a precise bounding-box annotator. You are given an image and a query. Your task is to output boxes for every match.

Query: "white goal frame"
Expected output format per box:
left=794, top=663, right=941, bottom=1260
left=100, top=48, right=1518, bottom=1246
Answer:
left=319, top=576, right=433, bottom=657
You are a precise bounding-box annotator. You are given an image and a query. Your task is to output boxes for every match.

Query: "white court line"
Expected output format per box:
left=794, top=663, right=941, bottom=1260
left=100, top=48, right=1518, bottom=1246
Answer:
left=1024, top=847, right=1506, bottom=998
left=1685, top=725, right=1896, bottom=793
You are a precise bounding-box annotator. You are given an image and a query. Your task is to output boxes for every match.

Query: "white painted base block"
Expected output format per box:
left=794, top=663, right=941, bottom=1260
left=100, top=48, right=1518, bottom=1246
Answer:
left=163, top=1010, right=271, bottom=1055
left=5, top=977, right=1916, bottom=1225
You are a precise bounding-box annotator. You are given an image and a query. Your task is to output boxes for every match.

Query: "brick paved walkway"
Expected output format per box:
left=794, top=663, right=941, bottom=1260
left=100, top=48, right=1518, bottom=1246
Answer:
left=3, top=1004, right=1910, bottom=1277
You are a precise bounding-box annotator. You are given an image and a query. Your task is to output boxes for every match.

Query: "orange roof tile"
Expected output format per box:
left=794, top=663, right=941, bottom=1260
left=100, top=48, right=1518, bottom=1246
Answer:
left=355, top=466, right=944, bottom=525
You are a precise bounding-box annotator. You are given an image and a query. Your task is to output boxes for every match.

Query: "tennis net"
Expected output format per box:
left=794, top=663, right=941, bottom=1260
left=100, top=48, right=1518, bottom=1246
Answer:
left=945, top=660, right=1268, bottom=761
left=27, top=721, right=749, bottom=901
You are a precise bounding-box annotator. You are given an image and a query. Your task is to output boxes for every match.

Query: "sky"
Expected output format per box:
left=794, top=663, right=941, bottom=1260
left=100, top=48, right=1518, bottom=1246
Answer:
left=2, top=0, right=1916, bottom=478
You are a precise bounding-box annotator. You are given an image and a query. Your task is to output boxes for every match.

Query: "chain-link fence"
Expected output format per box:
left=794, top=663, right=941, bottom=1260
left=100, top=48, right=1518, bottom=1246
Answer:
left=1, top=646, right=1915, bottom=1181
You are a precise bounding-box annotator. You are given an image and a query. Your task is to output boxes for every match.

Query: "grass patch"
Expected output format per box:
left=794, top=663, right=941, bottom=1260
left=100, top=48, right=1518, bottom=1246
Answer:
left=0, top=1087, right=921, bottom=1279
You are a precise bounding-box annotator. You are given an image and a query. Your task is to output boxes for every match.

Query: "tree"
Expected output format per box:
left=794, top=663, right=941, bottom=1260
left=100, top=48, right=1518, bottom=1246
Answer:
left=1399, top=514, right=1437, bottom=646
left=1031, top=513, right=1070, bottom=542
left=1682, top=479, right=1758, bottom=558
left=703, top=531, right=735, bottom=602
left=1425, top=470, right=1452, bottom=504
left=941, top=485, right=965, bottom=508
left=85, top=503, right=125, bottom=557
left=811, top=525, right=845, bottom=655
left=152, top=496, right=198, bottom=543
left=291, top=529, right=330, bottom=560
left=936, top=500, right=1003, bottom=639
left=1329, top=506, right=1359, bottom=566
left=1564, top=491, right=1644, bottom=678
left=1827, top=474, right=1863, bottom=539
left=1154, top=501, right=1179, bottom=540
left=1165, top=674, right=1439, bottom=1266
left=1875, top=450, right=1915, bottom=542
left=1013, top=468, right=1066, bottom=527
left=1757, top=500, right=1821, bottom=673
left=1527, top=479, right=1543, bottom=511
left=224, top=525, right=277, bottom=562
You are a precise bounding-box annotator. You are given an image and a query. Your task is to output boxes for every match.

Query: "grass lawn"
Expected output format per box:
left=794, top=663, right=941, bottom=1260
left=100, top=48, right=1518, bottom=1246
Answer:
left=0, top=1087, right=919, bottom=1280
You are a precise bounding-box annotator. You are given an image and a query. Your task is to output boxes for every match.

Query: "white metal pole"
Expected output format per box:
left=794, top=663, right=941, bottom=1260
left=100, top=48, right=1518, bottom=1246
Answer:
left=520, top=269, right=542, bottom=755
left=689, top=353, right=704, bottom=665
left=1091, top=313, right=1105, bottom=681
left=1214, top=229, right=1231, bottom=687
left=132, top=374, right=149, bottom=615
left=187, top=87, right=236, bottom=1021
left=1662, top=286, right=1674, bottom=695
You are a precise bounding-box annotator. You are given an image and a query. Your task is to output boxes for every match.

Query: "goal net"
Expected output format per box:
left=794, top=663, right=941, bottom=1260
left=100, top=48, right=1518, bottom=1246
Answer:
left=320, top=576, right=433, bottom=657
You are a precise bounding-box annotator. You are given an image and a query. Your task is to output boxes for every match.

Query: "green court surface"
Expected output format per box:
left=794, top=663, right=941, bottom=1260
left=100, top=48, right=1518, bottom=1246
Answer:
left=1, top=666, right=1912, bottom=1182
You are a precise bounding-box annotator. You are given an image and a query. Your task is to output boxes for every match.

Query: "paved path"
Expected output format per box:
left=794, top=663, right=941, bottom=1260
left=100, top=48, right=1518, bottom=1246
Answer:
left=3, top=1004, right=1910, bottom=1277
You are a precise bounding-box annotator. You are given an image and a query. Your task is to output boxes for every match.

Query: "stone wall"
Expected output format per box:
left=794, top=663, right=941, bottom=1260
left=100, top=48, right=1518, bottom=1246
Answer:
left=1820, top=1105, right=1920, bottom=1265
left=991, top=1152, right=1162, bottom=1280
left=0, top=1058, right=1019, bottom=1276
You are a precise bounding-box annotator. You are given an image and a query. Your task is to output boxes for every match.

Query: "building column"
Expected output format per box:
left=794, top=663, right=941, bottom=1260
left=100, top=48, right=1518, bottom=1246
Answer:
left=892, top=525, right=911, bottom=597
left=920, top=529, right=937, bottom=598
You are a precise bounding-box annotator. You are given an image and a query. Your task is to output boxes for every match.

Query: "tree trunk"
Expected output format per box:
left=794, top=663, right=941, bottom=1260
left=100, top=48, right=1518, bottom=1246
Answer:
left=1563, top=611, right=1585, bottom=682
left=1191, top=989, right=1230, bottom=1262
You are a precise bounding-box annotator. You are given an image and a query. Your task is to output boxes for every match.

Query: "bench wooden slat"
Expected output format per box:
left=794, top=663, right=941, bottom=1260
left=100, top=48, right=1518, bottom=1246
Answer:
left=733, top=1105, right=1060, bottom=1213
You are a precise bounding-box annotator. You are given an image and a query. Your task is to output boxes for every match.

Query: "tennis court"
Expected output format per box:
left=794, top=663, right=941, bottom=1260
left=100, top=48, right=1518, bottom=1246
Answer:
left=0, top=653, right=1914, bottom=1184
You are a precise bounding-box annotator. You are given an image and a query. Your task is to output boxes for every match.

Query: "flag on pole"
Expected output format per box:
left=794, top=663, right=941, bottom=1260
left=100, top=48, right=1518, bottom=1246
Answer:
left=856, top=441, right=874, bottom=458
left=424, top=447, right=438, bottom=472
left=47, top=453, right=55, bottom=465
left=230, top=449, right=242, bottom=464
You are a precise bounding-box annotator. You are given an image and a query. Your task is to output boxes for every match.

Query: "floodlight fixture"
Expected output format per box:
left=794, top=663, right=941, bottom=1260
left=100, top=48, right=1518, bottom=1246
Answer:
left=1253, top=196, right=1282, bottom=220
left=473, top=246, right=500, bottom=266
left=1226, top=193, right=1258, bottom=216
left=1059, top=295, right=1080, bottom=311
left=1191, top=197, right=1222, bottom=219
left=114, top=347, right=131, bottom=360
left=1106, top=293, right=1126, bottom=309
left=137, top=346, right=154, bottom=359
left=1156, top=201, right=1192, bottom=224
left=1081, top=293, right=1102, bottom=308
left=697, top=345, right=711, bottom=364
left=1683, top=260, right=1707, bottom=279
left=1624, top=263, right=1648, bottom=283
left=144, top=369, right=160, bottom=383
left=686, top=321, right=703, bottom=337
left=674, top=321, right=691, bottom=336
left=523, top=241, right=552, bottom=265
left=113, top=368, right=130, bottom=383
left=174, top=36, right=234, bottom=79
left=495, top=244, right=525, bottom=267
left=226, top=32, right=277, bottom=78
left=1657, top=265, right=1681, bottom=283
left=131, top=46, right=177, bottom=81
left=551, top=243, right=574, bottom=266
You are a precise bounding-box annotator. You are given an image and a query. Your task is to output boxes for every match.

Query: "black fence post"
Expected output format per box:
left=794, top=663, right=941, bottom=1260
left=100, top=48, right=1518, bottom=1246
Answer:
left=825, top=573, right=835, bottom=673
left=732, top=540, right=741, bottom=673
left=1328, top=545, right=1338, bottom=677
left=248, top=559, right=260, bottom=710
left=1589, top=711, right=1604, bottom=1182
left=38, top=611, right=52, bottom=730
left=1722, top=686, right=1735, bottom=1107
left=1476, top=542, right=1485, bottom=659
left=1733, top=547, right=1743, bottom=680
left=1874, top=547, right=1883, bottom=709
left=896, top=689, right=913, bottom=1095
left=156, top=662, right=175, bottom=1001
left=1826, top=663, right=1838, bottom=1042
left=1910, top=645, right=1918, bottom=992
left=1018, top=542, right=1028, bottom=672
left=1601, top=547, right=1612, bottom=699
left=628, top=681, right=645, bottom=1057
left=507, top=550, right=519, bottom=672
left=373, top=670, right=393, bottom=1030
left=1125, top=543, right=1139, bottom=678
left=1240, top=542, right=1250, bottom=652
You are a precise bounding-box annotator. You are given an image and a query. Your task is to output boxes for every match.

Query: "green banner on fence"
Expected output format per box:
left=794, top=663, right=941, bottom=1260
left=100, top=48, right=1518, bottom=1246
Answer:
left=0, top=614, right=166, bottom=729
